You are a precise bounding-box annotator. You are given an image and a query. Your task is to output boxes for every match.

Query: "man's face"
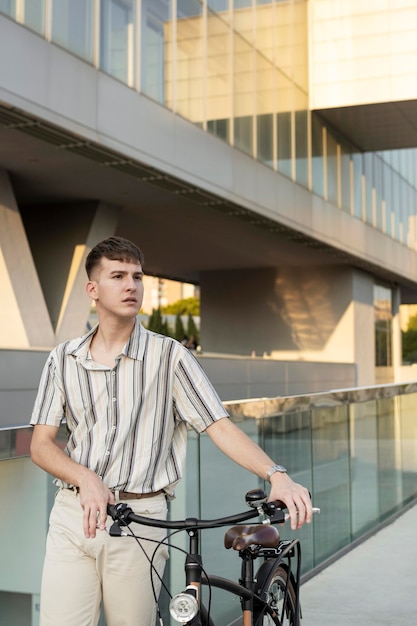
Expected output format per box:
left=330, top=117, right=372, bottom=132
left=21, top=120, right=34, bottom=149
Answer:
left=86, top=257, right=144, bottom=319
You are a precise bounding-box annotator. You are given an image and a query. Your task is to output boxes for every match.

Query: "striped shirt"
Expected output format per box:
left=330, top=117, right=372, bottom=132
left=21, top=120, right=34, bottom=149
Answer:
left=30, top=319, right=229, bottom=496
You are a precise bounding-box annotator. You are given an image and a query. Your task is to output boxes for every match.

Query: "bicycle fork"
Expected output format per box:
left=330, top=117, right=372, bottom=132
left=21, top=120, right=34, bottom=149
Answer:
left=169, top=528, right=204, bottom=625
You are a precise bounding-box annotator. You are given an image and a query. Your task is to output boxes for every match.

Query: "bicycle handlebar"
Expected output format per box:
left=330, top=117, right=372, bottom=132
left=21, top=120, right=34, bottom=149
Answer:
left=107, top=494, right=288, bottom=533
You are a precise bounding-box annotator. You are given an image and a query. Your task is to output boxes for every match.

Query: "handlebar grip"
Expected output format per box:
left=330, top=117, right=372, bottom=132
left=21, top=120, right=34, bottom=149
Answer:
left=107, top=502, right=133, bottom=522
left=272, top=500, right=287, bottom=510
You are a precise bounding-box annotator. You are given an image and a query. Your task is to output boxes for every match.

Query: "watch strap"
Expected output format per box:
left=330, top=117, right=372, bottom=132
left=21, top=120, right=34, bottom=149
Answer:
left=266, top=464, right=287, bottom=482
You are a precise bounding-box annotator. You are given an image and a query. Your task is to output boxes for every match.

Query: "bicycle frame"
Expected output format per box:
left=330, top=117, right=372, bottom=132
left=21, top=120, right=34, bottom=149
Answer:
left=182, top=526, right=301, bottom=626
left=108, top=490, right=315, bottom=625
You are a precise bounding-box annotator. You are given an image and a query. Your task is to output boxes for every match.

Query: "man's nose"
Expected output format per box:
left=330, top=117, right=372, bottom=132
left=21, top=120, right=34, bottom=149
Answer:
left=126, top=276, right=137, bottom=289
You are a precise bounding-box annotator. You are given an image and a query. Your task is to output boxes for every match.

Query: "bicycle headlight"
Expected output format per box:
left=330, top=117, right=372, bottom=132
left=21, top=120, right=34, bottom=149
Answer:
left=169, top=590, right=199, bottom=623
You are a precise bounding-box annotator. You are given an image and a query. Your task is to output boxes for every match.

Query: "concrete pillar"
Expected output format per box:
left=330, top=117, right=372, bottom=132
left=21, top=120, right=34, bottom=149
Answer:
left=200, top=265, right=375, bottom=386
left=20, top=201, right=120, bottom=344
left=351, top=269, right=375, bottom=386
left=54, top=203, right=120, bottom=343
left=0, top=170, right=55, bottom=348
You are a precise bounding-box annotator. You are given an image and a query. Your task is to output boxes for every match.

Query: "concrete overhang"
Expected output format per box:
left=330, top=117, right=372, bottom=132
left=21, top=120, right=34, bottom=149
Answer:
left=315, top=100, right=417, bottom=152
left=1, top=100, right=417, bottom=305
left=1, top=16, right=417, bottom=299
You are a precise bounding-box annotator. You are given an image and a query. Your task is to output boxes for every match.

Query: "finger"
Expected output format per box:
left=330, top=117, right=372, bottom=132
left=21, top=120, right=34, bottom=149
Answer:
left=83, top=506, right=91, bottom=538
left=298, top=487, right=313, bottom=523
left=87, top=507, right=99, bottom=538
left=286, top=500, right=299, bottom=531
left=97, top=506, right=108, bottom=530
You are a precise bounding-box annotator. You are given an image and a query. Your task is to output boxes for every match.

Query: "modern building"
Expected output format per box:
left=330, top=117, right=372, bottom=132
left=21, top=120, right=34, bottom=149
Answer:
left=2, top=0, right=417, bottom=387
left=2, top=1, right=417, bottom=624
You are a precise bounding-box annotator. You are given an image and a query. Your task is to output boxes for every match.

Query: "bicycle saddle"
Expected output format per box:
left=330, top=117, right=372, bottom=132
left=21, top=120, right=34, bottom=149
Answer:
left=224, top=524, right=280, bottom=550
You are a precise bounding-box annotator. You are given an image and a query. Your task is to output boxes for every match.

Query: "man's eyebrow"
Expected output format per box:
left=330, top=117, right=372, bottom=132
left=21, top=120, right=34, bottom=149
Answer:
left=109, top=269, right=144, bottom=276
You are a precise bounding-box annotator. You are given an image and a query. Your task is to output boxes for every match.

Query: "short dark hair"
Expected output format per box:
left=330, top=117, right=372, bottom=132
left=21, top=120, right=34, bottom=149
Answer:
left=85, top=236, right=144, bottom=278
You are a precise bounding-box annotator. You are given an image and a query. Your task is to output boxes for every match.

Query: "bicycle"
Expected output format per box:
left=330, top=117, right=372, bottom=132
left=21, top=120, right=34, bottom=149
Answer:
left=107, top=488, right=319, bottom=625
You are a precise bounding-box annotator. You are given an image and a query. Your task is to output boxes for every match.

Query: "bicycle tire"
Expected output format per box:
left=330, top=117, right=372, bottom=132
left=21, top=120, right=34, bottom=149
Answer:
left=253, top=562, right=300, bottom=626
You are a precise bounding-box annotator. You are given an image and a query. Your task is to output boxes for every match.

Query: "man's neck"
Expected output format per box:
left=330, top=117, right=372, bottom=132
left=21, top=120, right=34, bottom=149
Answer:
left=90, top=317, right=136, bottom=367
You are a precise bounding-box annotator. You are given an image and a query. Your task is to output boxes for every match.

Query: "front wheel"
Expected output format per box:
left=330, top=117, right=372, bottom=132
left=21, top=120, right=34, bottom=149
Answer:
left=253, top=563, right=300, bottom=626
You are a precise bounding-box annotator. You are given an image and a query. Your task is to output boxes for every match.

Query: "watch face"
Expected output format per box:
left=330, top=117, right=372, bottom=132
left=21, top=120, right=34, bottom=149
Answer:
left=267, top=464, right=287, bottom=481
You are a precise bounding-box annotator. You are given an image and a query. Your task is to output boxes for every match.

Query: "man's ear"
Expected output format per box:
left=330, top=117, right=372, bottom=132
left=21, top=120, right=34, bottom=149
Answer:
left=86, top=280, right=97, bottom=301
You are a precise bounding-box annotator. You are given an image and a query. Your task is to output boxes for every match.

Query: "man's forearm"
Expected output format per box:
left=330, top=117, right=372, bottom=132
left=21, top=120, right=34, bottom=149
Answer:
left=205, top=417, right=274, bottom=480
left=30, top=427, right=92, bottom=487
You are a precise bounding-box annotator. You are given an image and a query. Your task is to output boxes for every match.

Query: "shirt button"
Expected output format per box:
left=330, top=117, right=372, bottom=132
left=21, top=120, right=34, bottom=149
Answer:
left=112, top=398, right=116, bottom=402
left=105, top=451, right=110, bottom=456
left=112, top=371, right=116, bottom=376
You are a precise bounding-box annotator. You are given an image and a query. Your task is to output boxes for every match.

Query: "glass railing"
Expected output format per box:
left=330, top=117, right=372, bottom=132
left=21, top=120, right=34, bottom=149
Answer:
left=168, top=382, right=417, bottom=624
left=2, top=382, right=417, bottom=624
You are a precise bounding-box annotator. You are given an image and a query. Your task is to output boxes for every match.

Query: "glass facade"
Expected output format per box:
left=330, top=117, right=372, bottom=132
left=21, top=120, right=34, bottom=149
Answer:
left=3, top=0, right=417, bottom=253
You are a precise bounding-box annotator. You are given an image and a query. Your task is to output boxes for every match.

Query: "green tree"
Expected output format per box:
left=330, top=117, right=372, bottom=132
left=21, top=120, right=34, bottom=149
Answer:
left=160, top=318, right=170, bottom=337
left=162, top=297, right=200, bottom=316
left=187, top=313, right=199, bottom=345
left=174, top=313, right=186, bottom=342
left=147, top=307, right=164, bottom=334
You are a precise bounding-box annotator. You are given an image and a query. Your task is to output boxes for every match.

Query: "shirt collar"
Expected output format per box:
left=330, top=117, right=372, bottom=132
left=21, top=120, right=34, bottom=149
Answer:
left=67, top=317, right=146, bottom=362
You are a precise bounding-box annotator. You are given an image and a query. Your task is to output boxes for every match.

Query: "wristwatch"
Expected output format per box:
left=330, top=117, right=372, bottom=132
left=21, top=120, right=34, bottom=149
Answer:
left=266, top=464, right=287, bottom=482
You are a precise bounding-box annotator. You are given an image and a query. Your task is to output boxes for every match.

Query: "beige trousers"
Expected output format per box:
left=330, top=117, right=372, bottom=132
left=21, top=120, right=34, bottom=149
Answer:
left=39, top=488, right=169, bottom=626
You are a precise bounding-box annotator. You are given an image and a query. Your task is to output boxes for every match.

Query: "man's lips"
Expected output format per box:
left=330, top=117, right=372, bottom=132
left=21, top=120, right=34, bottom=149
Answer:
left=122, top=297, right=137, bottom=303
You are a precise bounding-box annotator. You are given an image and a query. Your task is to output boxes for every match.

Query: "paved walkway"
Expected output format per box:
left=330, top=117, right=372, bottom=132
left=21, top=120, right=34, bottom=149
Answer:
left=300, top=504, right=417, bottom=626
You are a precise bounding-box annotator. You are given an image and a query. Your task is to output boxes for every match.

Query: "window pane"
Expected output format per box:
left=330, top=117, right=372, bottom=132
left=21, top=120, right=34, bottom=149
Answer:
left=374, top=284, right=392, bottom=367
left=206, top=10, right=231, bottom=139
left=52, top=0, right=94, bottom=62
left=23, top=0, right=45, bottom=34
left=295, top=110, right=308, bottom=188
left=141, top=0, right=171, bottom=103
left=392, top=171, right=400, bottom=240
left=363, top=153, right=374, bottom=225
left=277, top=111, right=291, bottom=178
left=175, top=0, right=203, bottom=122
left=326, top=131, right=338, bottom=206
left=208, top=0, right=228, bottom=10
left=0, top=0, right=14, bottom=18
left=100, top=0, right=136, bottom=86
left=352, top=152, right=363, bottom=219
left=234, top=31, right=254, bottom=154
left=383, top=162, right=392, bottom=235
left=234, top=115, right=253, bottom=155
left=178, top=0, right=202, bottom=18
left=374, top=156, right=383, bottom=230
left=341, top=146, right=351, bottom=213
left=207, top=118, right=229, bottom=141
left=256, top=48, right=275, bottom=167
left=257, top=113, right=273, bottom=167
left=311, top=114, right=323, bottom=197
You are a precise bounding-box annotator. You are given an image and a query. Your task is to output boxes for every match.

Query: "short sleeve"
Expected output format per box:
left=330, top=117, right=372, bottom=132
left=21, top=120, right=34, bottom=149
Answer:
left=30, top=350, right=66, bottom=427
left=173, top=347, right=229, bottom=433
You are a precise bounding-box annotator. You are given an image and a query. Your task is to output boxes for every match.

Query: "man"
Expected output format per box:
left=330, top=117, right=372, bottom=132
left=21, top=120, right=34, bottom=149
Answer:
left=30, top=236, right=312, bottom=626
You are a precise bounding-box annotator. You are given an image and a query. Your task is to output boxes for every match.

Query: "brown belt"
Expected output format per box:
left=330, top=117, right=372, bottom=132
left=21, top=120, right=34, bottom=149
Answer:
left=68, top=487, right=164, bottom=500
left=114, top=489, right=165, bottom=501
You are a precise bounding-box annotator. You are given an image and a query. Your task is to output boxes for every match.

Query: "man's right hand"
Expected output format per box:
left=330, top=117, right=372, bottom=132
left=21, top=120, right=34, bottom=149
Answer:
left=30, top=425, right=115, bottom=539
left=78, top=472, right=115, bottom=538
